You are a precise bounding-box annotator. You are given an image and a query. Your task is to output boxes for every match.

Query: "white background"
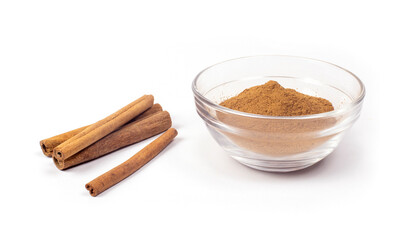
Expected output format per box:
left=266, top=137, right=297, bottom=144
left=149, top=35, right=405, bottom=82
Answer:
left=0, top=0, right=407, bottom=239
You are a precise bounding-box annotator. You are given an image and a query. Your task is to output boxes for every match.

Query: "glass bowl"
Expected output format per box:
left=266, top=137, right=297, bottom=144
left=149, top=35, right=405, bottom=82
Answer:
left=192, top=55, right=365, bottom=172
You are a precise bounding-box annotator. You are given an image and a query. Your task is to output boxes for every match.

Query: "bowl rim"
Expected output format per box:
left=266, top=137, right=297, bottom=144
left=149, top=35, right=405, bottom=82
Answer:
left=192, top=55, right=366, bottom=120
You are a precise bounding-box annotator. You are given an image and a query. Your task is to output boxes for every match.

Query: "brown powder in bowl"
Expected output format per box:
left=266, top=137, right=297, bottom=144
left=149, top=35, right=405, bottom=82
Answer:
left=220, top=80, right=334, bottom=116
left=216, top=81, right=338, bottom=157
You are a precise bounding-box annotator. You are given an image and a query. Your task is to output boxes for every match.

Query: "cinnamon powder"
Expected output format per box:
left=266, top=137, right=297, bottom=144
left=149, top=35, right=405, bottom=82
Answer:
left=220, top=80, right=334, bottom=116
left=216, top=81, right=338, bottom=157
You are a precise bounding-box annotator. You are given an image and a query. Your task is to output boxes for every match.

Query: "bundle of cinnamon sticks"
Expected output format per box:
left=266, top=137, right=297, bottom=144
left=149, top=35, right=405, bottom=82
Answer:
left=40, top=95, right=177, bottom=196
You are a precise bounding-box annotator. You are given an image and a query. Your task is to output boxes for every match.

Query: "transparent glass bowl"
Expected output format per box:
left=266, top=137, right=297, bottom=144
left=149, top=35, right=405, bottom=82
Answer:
left=192, top=55, right=365, bottom=172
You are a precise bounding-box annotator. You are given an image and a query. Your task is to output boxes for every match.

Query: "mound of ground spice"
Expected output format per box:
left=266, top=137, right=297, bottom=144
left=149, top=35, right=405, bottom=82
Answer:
left=220, top=80, right=334, bottom=116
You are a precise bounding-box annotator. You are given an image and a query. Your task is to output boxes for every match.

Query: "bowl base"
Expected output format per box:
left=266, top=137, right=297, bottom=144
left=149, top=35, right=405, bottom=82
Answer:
left=231, top=155, right=324, bottom=172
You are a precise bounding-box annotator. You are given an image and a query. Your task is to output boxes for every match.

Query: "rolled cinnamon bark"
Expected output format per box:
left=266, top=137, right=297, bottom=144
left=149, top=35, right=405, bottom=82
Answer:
left=40, top=126, right=86, bottom=157
left=54, top=111, right=172, bottom=170
left=85, top=128, right=178, bottom=197
left=40, top=104, right=162, bottom=157
left=53, top=95, right=154, bottom=161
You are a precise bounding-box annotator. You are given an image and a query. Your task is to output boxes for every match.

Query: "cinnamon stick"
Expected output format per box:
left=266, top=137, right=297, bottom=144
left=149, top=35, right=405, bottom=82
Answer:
left=40, top=104, right=162, bottom=157
left=53, top=95, right=154, bottom=161
left=85, top=128, right=178, bottom=197
left=53, top=111, right=172, bottom=170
